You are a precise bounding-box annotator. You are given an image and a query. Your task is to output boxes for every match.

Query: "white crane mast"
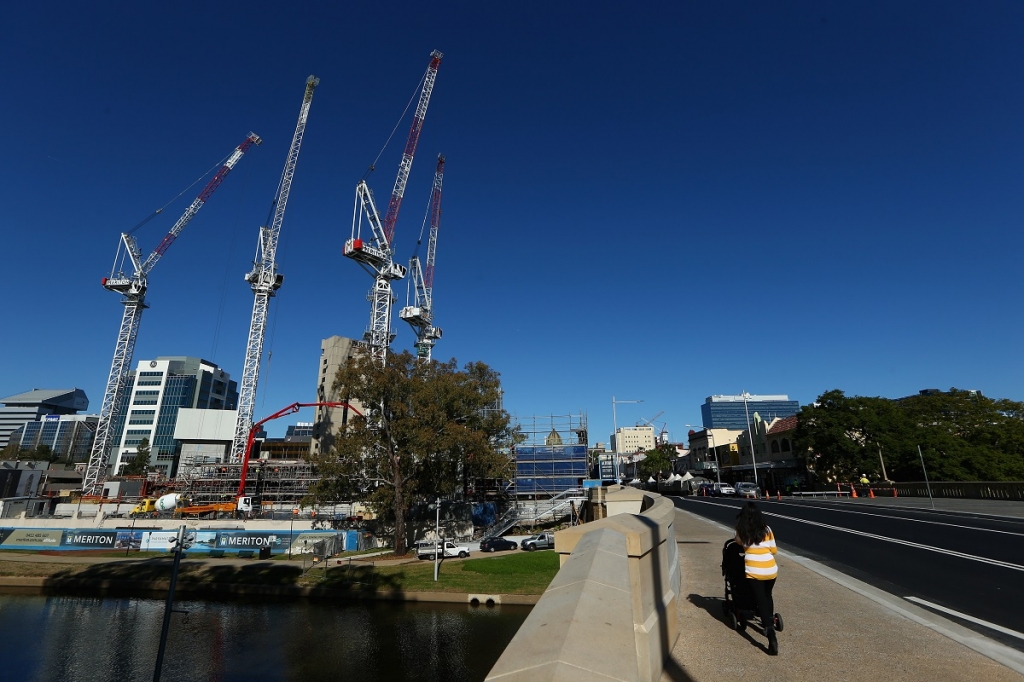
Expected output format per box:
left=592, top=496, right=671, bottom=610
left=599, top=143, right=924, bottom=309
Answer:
left=345, top=50, right=442, bottom=366
left=83, top=133, right=262, bottom=495
left=399, top=154, right=445, bottom=361
left=230, top=76, right=319, bottom=463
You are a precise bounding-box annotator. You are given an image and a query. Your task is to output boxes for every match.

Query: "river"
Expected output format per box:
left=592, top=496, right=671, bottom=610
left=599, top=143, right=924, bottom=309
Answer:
left=0, top=594, right=529, bottom=681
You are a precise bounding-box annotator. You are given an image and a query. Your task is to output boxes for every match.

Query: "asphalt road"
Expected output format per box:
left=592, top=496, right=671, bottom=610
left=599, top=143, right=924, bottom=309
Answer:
left=674, top=495, right=1024, bottom=652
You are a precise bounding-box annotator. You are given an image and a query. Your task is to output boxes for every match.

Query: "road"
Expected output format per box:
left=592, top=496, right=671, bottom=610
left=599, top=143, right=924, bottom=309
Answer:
left=674, top=495, right=1024, bottom=652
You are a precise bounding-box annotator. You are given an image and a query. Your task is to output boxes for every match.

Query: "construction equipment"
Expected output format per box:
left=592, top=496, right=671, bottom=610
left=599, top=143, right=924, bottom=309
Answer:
left=83, top=133, right=263, bottom=495
left=399, top=154, right=445, bottom=361
left=237, top=401, right=362, bottom=501
left=345, top=50, right=443, bottom=366
left=230, top=76, right=319, bottom=463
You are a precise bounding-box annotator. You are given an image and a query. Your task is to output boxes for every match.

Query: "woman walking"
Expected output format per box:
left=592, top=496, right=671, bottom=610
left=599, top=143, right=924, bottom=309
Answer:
left=735, top=502, right=779, bottom=655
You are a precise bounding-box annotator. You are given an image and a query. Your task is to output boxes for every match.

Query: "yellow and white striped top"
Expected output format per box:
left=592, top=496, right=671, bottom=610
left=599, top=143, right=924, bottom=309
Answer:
left=741, top=526, right=778, bottom=580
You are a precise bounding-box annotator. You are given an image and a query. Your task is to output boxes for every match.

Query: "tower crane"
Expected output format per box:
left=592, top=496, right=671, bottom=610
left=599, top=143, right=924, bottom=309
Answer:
left=345, top=50, right=443, bottom=366
left=399, top=154, right=444, bottom=361
left=83, top=132, right=262, bottom=495
left=229, top=75, right=319, bottom=464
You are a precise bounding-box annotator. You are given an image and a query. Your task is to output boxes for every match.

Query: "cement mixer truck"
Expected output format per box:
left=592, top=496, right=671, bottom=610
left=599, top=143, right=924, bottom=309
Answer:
left=130, top=493, right=254, bottom=519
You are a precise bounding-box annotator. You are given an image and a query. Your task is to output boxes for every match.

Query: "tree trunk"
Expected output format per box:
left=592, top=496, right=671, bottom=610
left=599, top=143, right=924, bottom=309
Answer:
left=392, top=452, right=407, bottom=555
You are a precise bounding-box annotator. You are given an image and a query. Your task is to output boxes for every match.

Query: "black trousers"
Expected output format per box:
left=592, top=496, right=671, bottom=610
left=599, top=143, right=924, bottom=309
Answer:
left=746, top=577, right=776, bottom=632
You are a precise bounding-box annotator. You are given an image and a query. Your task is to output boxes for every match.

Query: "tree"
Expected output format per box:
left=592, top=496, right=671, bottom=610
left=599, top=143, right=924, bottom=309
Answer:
left=121, top=437, right=151, bottom=476
left=307, top=351, right=516, bottom=555
left=636, top=443, right=676, bottom=479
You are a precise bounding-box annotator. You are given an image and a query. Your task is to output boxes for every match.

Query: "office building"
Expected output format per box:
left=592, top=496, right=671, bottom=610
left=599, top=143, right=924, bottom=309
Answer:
left=311, top=336, right=365, bottom=456
left=173, top=408, right=238, bottom=475
left=113, top=357, right=238, bottom=478
left=0, top=389, right=89, bottom=449
left=611, top=425, right=657, bottom=456
left=286, top=423, right=314, bottom=438
left=700, top=394, right=800, bottom=429
left=10, top=414, right=98, bottom=463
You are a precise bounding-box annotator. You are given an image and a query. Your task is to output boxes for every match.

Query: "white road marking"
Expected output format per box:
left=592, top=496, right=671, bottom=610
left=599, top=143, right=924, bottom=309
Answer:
left=904, top=597, right=1024, bottom=642
left=770, top=500, right=1024, bottom=537
left=683, top=498, right=1024, bottom=572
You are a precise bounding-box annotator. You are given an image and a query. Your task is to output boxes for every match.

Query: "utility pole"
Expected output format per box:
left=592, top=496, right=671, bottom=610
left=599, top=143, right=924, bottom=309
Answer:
left=742, top=392, right=759, bottom=486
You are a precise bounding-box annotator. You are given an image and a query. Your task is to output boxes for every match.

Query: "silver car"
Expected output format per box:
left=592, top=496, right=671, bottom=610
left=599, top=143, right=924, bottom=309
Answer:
left=734, top=482, right=760, bottom=499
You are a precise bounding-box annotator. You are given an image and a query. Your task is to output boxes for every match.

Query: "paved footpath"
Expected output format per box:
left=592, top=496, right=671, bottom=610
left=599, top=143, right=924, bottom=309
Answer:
left=663, top=509, right=1024, bottom=682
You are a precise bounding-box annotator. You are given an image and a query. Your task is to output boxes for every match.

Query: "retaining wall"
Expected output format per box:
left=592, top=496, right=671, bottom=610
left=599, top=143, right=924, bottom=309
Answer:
left=486, top=486, right=679, bottom=682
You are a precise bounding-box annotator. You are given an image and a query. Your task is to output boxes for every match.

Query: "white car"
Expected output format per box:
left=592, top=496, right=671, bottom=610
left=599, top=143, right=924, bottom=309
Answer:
left=415, top=540, right=470, bottom=560
left=712, top=483, right=736, bottom=496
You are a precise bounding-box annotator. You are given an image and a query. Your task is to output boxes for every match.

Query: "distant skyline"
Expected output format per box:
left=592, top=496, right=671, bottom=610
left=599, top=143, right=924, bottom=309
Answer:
left=2, top=2, right=1022, bottom=444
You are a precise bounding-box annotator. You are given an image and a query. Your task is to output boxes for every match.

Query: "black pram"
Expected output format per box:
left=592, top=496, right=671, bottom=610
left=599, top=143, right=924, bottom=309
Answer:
left=721, top=538, right=783, bottom=633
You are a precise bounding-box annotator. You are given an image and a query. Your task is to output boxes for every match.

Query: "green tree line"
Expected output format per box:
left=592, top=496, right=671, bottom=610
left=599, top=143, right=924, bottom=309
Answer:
left=794, top=389, right=1024, bottom=483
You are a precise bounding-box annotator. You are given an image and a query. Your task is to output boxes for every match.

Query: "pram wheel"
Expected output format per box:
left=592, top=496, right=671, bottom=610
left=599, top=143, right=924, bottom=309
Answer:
left=773, top=613, right=784, bottom=632
left=726, top=610, right=739, bottom=631
left=721, top=601, right=730, bottom=618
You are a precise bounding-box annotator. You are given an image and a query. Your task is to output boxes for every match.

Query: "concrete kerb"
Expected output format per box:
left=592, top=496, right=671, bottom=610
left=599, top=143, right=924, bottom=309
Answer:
left=682, top=508, right=1024, bottom=676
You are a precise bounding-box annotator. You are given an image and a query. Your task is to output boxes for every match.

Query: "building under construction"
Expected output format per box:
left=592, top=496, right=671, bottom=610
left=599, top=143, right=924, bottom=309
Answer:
left=175, top=459, right=317, bottom=508
left=512, top=413, right=589, bottom=499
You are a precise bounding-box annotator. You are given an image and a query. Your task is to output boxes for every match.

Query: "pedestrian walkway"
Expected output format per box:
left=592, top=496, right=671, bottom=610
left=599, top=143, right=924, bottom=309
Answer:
left=663, top=509, right=1024, bottom=682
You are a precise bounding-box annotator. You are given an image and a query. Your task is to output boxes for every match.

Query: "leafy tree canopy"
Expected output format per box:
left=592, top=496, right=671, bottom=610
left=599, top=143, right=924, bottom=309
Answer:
left=307, top=351, right=516, bottom=555
left=795, top=389, right=1024, bottom=483
left=120, top=438, right=151, bottom=476
left=636, top=442, right=676, bottom=479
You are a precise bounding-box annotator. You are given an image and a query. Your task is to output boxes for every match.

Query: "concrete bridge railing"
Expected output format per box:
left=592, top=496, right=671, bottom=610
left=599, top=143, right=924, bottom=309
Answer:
left=486, top=486, right=680, bottom=682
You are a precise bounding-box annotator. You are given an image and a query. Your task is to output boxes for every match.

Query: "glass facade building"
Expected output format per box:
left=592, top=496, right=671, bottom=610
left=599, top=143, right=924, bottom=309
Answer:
left=113, top=357, right=238, bottom=478
left=701, top=394, right=800, bottom=429
left=14, top=415, right=98, bottom=462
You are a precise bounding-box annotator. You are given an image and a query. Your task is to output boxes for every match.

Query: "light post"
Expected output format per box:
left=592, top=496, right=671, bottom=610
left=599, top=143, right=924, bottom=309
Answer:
left=686, top=425, right=721, bottom=486
left=612, top=396, right=643, bottom=482
left=433, top=498, right=441, bottom=582
left=742, top=392, right=759, bottom=487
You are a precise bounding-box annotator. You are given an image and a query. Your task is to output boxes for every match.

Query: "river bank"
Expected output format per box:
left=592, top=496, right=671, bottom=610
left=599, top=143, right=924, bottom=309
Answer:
left=0, top=549, right=554, bottom=604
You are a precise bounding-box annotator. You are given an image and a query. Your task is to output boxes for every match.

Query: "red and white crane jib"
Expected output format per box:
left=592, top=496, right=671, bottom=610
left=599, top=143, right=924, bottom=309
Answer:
left=142, top=132, right=263, bottom=276
left=382, top=49, right=443, bottom=246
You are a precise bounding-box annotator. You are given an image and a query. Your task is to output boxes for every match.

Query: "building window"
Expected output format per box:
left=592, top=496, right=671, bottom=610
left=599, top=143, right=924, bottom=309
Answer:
left=781, top=438, right=791, bottom=452
left=771, top=440, right=780, bottom=454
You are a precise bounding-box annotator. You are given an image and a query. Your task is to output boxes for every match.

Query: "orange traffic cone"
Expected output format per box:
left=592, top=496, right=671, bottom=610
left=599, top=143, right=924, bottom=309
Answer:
left=893, top=488, right=898, bottom=497
left=850, top=485, right=858, bottom=498
left=777, top=491, right=781, bottom=501
left=869, top=488, right=875, bottom=498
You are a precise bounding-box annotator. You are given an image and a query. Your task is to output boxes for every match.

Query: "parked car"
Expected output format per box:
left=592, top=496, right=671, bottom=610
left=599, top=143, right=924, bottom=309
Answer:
left=520, top=532, right=555, bottom=551
left=415, top=540, right=471, bottom=560
left=712, top=482, right=736, bottom=496
left=734, top=482, right=760, bottom=499
left=479, top=536, right=518, bottom=553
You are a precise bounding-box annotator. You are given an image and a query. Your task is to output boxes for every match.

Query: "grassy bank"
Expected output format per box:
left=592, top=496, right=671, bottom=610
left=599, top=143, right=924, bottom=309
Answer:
left=0, top=550, right=560, bottom=596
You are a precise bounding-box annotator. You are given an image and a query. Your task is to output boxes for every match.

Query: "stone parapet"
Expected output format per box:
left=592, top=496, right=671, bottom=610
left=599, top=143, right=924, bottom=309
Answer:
left=486, top=487, right=679, bottom=682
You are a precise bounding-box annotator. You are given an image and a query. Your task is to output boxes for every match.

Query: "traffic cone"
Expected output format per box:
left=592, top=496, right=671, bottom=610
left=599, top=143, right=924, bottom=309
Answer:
left=869, top=488, right=875, bottom=498
left=776, top=491, right=781, bottom=501
left=893, top=488, right=898, bottom=498
left=850, top=485, right=858, bottom=498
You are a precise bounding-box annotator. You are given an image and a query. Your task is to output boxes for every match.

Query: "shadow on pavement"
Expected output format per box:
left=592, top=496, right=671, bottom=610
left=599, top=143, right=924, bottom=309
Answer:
left=686, top=593, right=770, bottom=655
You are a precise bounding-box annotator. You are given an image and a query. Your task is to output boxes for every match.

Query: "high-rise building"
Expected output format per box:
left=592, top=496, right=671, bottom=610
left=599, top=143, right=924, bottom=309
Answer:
left=11, top=414, right=98, bottom=463
left=113, top=357, right=238, bottom=477
left=0, top=389, right=89, bottom=449
left=311, top=336, right=364, bottom=456
left=700, top=394, right=800, bottom=429
left=611, top=425, right=657, bottom=457
left=286, top=423, right=314, bottom=438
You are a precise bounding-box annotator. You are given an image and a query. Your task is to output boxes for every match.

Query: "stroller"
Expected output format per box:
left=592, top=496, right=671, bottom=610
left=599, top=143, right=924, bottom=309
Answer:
left=721, top=538, right=784, bottom=634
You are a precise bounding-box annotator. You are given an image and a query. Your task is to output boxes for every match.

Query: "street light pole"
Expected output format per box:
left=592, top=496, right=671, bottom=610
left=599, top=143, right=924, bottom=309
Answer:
left=611, top=396, right=642, bottom=483
left=742, top=392, right=759, bottom=487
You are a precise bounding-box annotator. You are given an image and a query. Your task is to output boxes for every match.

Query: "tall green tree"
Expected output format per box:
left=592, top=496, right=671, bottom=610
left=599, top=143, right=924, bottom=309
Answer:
left=307, top=351, right=516, bottom=555
left=636, top=443, right=675, bottom=479
left=121, top=437, right=151, bottom=476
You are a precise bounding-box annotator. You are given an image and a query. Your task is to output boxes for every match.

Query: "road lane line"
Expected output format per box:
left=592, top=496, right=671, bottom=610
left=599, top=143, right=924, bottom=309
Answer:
left=770, top=500, right=1024, bottom=537
left=904, top=597, right=1024, bottom=642
left=683, top=498, right=1024, bottom=572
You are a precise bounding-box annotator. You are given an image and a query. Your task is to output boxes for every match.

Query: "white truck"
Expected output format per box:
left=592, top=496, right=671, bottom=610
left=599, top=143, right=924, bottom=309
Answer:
left=520, top=532, right=555, bottom=551
left=416, top=539, right=471, bottom=560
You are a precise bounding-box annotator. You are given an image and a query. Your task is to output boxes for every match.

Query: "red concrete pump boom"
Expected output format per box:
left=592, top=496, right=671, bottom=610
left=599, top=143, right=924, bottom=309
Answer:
left=237, top=401, right=362, bottom=498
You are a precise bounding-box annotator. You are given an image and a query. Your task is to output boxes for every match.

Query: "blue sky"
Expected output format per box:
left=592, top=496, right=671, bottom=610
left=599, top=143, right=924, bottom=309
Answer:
left=2, top=2, right=1023, bottom=443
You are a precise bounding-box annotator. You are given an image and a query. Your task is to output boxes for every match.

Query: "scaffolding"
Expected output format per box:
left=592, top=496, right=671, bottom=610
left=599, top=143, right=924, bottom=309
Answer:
left=512, top=413, right=589, bottom=499
left=175, top=459, right=319, bottom=507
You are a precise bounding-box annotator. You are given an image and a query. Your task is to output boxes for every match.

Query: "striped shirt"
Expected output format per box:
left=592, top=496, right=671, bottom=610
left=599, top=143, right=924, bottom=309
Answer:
left=740, top=526, right=778, bottom=580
